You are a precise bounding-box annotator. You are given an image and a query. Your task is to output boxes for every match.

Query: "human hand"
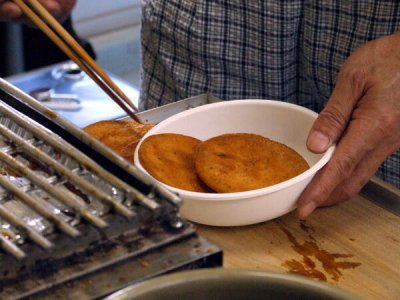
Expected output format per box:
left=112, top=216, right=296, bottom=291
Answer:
left=0, top=0, right=76, bottom=23
left=297, top=32, right=400, bottom=219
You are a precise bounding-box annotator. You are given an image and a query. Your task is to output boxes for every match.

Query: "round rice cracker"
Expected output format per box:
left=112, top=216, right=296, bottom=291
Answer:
left=84, top=120, right=153, bottom=163
left=139, top=133, right=213, bottom=193
left=195, top=133, right=310, bottom=193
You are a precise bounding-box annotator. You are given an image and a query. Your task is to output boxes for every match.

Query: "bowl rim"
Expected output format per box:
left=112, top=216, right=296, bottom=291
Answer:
left=134, top=99, right=335, bottom=201
left=105, top=268, right=360, bottom=300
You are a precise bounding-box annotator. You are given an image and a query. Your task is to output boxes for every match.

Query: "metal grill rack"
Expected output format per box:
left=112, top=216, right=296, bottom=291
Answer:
left=0, top=79, right=222, bottom=299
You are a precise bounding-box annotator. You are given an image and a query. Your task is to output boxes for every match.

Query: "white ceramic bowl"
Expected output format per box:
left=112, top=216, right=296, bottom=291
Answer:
left=134, top=100, right=335, bottom=226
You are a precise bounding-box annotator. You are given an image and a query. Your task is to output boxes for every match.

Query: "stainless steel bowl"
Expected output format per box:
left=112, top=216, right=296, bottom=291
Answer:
left=106, top=269, right=360, bottom=300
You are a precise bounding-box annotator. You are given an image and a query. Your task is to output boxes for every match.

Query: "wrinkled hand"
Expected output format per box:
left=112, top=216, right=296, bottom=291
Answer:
left=297, top=32, right=400, bottom=219
left=0, top=0, right=76, bottom=23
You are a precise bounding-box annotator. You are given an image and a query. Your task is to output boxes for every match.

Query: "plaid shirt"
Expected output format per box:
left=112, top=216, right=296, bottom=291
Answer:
left=140, top=0, right=400, bottom=187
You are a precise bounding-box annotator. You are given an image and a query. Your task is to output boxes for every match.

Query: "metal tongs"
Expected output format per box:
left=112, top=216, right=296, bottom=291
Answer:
left=30, top=87, right=81, bottom=111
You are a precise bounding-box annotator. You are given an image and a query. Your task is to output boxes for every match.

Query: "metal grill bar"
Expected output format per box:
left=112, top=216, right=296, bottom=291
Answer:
left=0, top=149, right=108, bottom=228
left=0, top=91, right=169, bottom=260
left=0, top=123, right=135, bottom=219
left=0, top=101, right=161, bottom=212
left=0, top=81, right=223, bottom=297
left=0, top=78, right=181, bottom=207
left=0, top=232, right=25, bottom=260
left=0, top=174, right=80, bottom=237
left=0, top=205, right=52, bottom=250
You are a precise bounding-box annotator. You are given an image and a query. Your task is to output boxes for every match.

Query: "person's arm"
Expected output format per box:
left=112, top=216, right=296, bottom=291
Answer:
left=0, top=0, right=76, bottom=23
left=297, top=31, right=400, bottom=219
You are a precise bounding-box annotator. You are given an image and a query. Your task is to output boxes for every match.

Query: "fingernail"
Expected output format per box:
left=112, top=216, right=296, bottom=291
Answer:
left=298, top=201, right=317, bottom=219
left=307, top=131, right=330, bottom=152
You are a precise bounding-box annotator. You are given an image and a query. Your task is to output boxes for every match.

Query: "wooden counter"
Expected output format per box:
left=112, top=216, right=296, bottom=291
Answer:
left=197, top=194, right=400, bottom=300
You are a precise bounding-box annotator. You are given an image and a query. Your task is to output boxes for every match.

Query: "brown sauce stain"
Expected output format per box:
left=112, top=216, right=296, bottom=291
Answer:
left=0, top=165, right=20, bottom=177
left=44, top=109, right=58, bottom=119
left=299, top=220, right=313, bottom=234
left=277, top=220, right=361, bottom=282
left=0, top=230, right=13, bottom=240
left=64, top=182, right=91, bottom=204
left=140, top=260, right=150, bottom=268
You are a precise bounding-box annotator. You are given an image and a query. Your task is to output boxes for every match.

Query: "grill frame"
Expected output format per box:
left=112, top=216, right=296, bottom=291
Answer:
left=0, top=79, right=222, bottom=299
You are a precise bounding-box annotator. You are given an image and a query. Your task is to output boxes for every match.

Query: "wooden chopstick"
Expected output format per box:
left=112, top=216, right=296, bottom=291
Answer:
left=12, top=0, right=142, bottom=123
left=24, top=0, right=140, bottom=114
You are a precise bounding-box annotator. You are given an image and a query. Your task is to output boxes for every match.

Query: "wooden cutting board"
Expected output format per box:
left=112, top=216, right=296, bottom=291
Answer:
left=197, top=194, right=400, bottom=300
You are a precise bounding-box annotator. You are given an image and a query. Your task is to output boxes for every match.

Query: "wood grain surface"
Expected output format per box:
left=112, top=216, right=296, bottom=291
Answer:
left=197, top=195, right=400, bottom=300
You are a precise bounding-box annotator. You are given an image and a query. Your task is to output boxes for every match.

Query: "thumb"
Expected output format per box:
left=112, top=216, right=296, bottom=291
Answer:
left=307, top=69, right=364, bottom=153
